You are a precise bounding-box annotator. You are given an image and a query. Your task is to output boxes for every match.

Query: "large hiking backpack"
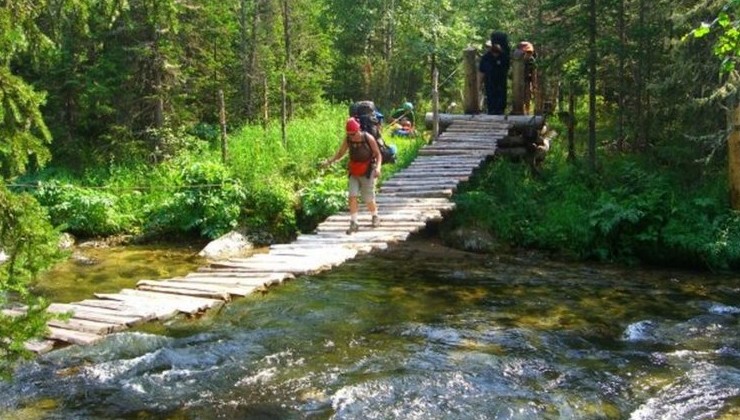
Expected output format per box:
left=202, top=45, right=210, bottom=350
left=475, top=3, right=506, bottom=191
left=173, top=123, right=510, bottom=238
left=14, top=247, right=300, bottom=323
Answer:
left=348, top=101, right=396, bottom=165
left=349, top=100, right=382, bottom=139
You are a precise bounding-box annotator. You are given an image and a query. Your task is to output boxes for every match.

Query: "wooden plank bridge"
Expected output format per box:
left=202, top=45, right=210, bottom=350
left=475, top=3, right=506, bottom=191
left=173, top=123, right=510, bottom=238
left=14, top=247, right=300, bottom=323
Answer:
left=15, top=117, right=514, bottom=353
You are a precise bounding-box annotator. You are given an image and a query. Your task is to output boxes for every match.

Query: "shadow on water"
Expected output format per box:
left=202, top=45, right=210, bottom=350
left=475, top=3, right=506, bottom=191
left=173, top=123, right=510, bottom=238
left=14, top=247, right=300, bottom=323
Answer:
left=2, top=236, right=739, bottom=419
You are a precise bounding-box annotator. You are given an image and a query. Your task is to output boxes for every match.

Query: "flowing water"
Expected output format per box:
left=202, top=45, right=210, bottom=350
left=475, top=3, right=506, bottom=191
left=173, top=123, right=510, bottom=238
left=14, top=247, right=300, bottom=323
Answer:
left=1, top=237, right=739, bottom=419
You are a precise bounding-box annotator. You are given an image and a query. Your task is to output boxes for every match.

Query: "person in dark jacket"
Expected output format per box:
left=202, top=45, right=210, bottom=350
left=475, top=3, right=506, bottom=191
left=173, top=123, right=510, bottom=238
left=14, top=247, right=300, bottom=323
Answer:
left=478, top=31, right=511, bottom=115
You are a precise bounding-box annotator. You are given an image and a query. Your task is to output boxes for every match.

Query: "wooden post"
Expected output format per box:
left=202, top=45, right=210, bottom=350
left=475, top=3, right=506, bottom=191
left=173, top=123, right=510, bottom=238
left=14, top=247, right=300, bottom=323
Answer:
left=729, top=104, right=740, bottom=209
left=218, top=89, right=227, bottom=163
left=263, top=76, right=269, bottom=127
left=432, top=67, right=439, bottom=143
left=511, top=50, right=525, bottom=115
left=281, top=73, right=287, bottom=148
left=567, top=86, right=576, bottom=162
left=463, top=47, right=480, bottom=114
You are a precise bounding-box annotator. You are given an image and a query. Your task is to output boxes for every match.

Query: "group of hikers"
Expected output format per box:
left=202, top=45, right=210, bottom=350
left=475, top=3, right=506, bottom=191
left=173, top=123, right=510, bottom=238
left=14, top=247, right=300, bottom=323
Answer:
left=321, top=30, right=536, bottom=235
left=479, top=31, right=537, bottom=116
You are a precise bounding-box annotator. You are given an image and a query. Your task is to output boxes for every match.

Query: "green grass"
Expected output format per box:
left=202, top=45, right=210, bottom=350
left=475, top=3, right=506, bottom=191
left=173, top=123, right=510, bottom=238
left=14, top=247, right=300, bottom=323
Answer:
left=17, top=102, right=427, bottom=243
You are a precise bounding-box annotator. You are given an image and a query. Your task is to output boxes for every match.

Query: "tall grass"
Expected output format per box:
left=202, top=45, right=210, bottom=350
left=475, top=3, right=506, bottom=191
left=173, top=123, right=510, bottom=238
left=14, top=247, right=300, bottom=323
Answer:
left=20, top=102, right=426, bottom=243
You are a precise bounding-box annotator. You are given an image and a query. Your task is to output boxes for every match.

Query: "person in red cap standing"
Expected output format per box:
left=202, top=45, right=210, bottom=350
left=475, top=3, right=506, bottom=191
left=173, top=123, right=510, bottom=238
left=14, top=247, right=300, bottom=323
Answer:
left=322, top=117, right=382, bottom=234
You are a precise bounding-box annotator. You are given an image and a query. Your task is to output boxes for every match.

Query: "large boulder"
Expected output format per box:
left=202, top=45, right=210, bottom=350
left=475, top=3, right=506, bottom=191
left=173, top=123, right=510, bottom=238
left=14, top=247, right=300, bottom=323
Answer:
left=198, top=231, right=254, bottom=260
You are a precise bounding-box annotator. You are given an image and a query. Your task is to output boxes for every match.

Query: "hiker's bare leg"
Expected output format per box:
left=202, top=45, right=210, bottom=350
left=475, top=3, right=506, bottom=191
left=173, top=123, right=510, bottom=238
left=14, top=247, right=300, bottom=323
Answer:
left=349, top=196, right=359, bottom=217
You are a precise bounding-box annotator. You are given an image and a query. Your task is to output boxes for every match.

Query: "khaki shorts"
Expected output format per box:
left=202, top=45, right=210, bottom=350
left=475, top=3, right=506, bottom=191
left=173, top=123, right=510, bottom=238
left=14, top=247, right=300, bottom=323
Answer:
left=348, top=174, right=376, bottom=203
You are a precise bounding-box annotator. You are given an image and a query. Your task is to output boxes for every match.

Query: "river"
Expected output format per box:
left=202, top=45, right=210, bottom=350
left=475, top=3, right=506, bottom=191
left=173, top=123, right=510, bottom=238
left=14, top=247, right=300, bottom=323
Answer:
left=1, top=237, right=738, bottom=419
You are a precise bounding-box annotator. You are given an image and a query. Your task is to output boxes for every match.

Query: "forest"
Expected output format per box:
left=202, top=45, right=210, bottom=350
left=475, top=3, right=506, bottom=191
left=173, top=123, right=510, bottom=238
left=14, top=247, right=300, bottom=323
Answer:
left=1, top=0, right=739, bottom=376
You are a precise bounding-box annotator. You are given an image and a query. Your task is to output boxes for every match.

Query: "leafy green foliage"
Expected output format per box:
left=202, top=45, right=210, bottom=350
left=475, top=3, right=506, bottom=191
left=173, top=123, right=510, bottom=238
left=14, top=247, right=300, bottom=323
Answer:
left=452, top=139, right=740, bottom=270
left=243, top=180, right=298, bottom=244
left=0, top=185, right=63, bottom=378
left=299, top=176, right=347, bottom=231
left=0, top=65, right=51, bottom=178
left=33, top=180, right=135, bottom=237
left=145, top=160, right=247, bottom=240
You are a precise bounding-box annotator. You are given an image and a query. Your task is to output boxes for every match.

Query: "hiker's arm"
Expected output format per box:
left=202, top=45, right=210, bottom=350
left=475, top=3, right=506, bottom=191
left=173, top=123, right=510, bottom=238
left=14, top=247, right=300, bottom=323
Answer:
left=322, top=140, right=348, bottom=167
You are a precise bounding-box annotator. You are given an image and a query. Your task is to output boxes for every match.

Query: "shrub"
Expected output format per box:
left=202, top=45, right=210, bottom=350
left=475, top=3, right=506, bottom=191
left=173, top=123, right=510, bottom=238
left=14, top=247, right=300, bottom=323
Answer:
left=145, top=160, right=247, bottom=239
left=298, top=177, right=347, bottom=231
left=33, top=180, right=134, bottom=237
left=0, top=186, right=63, bottom=378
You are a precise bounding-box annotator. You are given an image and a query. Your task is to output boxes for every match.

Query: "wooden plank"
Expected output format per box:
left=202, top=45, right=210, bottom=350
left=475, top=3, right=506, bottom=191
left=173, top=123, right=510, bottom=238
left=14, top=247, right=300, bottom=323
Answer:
left=317, top=220, right=428, bottom=229
left=423, top=142, right=498, bottom=149
left=324, top=211, right=440, bottom=222
left=382, top=176, right=462, bottom=185
left=175, top=276, right=280, bottom=288
left=46, top=326, right=103, bottom=346
left=137, top=285, right=232, bottom=301
left=73, top=299, right=170, bottom=320
left=209, top=260, right=333, bottom=274
left=25, top=339, right=56, bottom=354
left=268, top=247, right=359, bottom=258
left=379, top=190, right=454, bottom=198
left=238, top=253, right=353, bottom=265
left=392, top=170, right=473, bottom=178
left=117, top=289, right=223, bottom=311
left=269, top=243, right=377, bottom=254
left=417, top=148, right=494, bottom=156
left=187, top=270, right=294, bottom=281
left=94, top=291, right=218, bottom=316
left=380, top=185, right=458, bottom=193
left=23, top=339, right=56, bottom=354
left=47, top=303, right=144, bottom=326
left=294, top=231, right=410, bottom=243
left=406, top=154, right=487, bottom=162
left=188, top=273, right=290, bottom=286
left=137, top=279, right=256, bottom=297
left=48, top=317, right=126, bottom=335
left=88, top=295, right=183, bottom=319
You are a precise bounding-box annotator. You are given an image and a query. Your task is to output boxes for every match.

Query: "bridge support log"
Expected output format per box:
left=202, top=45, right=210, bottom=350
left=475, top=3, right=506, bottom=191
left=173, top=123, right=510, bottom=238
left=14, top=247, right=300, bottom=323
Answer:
left=424, top=113, right=544, bottom=131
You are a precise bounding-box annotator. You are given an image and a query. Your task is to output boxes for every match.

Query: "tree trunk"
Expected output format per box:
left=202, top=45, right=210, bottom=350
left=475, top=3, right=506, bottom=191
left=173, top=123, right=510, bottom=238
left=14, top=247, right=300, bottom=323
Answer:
left=587, top=0, right=597, bottom=171
left=432, top=67, right=440, bottom=143
left=462, top=47, right=480, bottom=114
left=511, top=52, right=525, bottom=115
left=635, top=0, right=647, bottom=150
left=424, top=113, right=545, bottom=130
left=240, top=0, right=253, bottom=119
left=568, top=86, right=576, bottom=163
left=219, top=89, right=227, bottom=163
left=281, top=0, right=292, bottom=120
left=729, top=105, right=740, bottom=209
left=617, top=0, right=625, bottom=151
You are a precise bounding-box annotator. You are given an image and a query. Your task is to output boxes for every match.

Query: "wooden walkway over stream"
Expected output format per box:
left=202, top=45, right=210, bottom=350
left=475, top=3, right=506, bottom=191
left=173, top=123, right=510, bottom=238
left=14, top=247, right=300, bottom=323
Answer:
left=16, top=118, right=512, bottom=353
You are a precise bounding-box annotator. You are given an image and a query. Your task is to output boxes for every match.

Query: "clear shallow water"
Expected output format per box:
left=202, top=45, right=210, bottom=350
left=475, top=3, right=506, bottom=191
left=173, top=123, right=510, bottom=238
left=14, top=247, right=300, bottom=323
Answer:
left=32, top=243, right=207, bottom=303
left=2, top=239, right=739, bottom=419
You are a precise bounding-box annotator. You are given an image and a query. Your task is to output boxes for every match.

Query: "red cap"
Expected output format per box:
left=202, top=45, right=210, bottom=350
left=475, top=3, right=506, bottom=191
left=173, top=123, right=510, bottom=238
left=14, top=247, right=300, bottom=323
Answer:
left=346, top=117, right=360, bottom=133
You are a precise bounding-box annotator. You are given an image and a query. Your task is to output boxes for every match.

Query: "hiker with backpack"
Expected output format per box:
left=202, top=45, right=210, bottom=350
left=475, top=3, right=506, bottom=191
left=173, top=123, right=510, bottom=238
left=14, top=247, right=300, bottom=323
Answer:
left=321, top=117, right=382, bottom=234
left=479, top=31, right=511, bottom=115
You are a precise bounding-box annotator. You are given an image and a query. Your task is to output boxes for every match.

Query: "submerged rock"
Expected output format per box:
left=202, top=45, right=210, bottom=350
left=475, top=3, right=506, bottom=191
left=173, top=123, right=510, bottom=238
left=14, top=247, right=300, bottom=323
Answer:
left=198, top=231, right=254, bottom=260
left=442, top=226, right=500, bottom=253
left=58, top=233, right=76, bottom=250
left=72, top=251, right=100, bottom=266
